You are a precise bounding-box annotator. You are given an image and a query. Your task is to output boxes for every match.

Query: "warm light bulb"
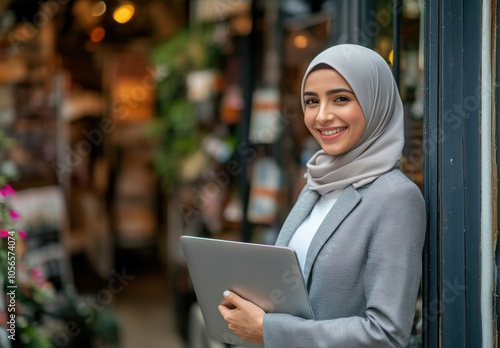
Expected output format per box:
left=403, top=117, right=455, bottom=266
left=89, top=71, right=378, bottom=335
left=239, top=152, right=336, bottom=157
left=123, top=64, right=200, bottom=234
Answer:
left=91, top=1, right=106, bottom=17
left=294, top=34, right=308, bottom=49
left=90, top=26, right=105, bottom=42
left=113, top=3, right=135, bottom=24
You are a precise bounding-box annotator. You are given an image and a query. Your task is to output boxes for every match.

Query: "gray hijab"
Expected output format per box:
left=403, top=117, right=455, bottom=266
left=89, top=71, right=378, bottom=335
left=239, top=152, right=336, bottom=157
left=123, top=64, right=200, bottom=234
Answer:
left=302, top=44, right=404, bottom=195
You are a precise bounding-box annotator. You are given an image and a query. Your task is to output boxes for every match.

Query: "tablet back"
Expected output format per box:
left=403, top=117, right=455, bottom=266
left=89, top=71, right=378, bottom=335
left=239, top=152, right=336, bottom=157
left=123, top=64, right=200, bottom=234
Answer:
left=180, top=235, right=313, bottom=348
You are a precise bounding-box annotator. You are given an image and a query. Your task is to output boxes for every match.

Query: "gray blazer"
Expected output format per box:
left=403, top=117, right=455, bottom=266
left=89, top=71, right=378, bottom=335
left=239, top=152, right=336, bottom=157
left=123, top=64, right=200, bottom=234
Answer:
left=262, top=169, right=426, bottom=348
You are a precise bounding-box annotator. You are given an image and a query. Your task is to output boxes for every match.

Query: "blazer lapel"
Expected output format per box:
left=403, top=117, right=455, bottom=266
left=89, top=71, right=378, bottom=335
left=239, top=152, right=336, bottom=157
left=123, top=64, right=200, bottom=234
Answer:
left=275, top=187, right=319, bottom=246
left=303, top=186, right=361, bottom=284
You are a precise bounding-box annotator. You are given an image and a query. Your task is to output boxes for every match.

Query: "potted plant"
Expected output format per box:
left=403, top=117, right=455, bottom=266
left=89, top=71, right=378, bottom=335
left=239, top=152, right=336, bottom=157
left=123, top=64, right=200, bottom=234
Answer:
left=147, top=25, right=222, bottom=191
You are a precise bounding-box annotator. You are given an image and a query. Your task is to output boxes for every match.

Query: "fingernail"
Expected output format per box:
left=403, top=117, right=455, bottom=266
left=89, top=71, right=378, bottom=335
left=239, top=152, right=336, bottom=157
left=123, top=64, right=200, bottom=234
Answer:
left=223, top=290, right=230, bottom=297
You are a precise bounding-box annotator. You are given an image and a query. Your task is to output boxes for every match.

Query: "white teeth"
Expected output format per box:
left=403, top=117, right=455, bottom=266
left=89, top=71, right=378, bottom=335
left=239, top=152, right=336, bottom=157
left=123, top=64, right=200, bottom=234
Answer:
left=321, top=127, right=346, bottom=136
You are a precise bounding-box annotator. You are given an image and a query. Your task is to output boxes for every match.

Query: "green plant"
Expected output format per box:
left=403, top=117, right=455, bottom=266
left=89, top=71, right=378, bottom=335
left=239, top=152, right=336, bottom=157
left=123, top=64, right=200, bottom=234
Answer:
left=0, top=129, right=120, bottom=348
left=0, top=130, right=53, bottom=348
left=147, top=25, right=221, bottom=190
left=0, top=129, right=18, bottom=187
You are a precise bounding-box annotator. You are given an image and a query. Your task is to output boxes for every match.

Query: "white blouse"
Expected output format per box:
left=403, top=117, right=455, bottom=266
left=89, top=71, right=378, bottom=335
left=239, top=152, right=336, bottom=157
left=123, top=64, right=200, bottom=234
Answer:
left=288, top=189, right=344, bottom=272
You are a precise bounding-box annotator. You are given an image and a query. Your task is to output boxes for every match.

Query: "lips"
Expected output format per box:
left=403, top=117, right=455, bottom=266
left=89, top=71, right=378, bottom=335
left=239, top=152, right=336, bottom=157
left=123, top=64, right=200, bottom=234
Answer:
left=320, top=127, right=347, bottom=136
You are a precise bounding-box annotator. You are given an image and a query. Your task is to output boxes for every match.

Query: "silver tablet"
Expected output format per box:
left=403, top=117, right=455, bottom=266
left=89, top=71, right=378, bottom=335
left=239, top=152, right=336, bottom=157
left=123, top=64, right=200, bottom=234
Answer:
left=180, top=235, right=314, bottom=348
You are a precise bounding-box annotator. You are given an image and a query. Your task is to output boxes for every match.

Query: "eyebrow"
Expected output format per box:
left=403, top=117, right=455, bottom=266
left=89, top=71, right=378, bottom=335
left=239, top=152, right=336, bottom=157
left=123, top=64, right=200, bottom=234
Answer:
left=303, top=88, right=355, bottom=97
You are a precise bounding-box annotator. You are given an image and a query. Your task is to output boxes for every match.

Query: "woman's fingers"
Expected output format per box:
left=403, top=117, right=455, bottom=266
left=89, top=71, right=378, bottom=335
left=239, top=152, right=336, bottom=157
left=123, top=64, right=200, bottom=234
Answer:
left=223, top=290, right=243, bottom=307
left=218, top=290, right=265, bottom=344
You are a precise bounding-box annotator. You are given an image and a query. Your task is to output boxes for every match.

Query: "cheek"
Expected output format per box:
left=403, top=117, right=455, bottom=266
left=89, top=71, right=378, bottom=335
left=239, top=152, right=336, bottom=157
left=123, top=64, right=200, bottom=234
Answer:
left=345, top=109, right=365, bottom=137
left=303, top=111, right=315, bottom=129
left=351, top=119, right=366, bottom=142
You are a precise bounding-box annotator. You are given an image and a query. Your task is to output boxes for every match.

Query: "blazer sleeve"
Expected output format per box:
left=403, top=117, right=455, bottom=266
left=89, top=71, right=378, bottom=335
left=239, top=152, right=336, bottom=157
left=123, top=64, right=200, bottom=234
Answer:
left=262, top=179, right=426, bottom=348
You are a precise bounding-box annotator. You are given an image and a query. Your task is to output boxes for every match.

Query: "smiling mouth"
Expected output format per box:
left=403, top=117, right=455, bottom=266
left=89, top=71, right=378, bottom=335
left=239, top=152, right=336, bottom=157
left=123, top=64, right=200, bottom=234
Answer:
left=320, top=127, right=347, bottom=136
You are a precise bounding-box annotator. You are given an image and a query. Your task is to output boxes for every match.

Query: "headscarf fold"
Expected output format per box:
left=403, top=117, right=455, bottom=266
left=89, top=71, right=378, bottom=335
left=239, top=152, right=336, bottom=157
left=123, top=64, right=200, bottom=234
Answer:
left=302, top=44, right=404, bottom=195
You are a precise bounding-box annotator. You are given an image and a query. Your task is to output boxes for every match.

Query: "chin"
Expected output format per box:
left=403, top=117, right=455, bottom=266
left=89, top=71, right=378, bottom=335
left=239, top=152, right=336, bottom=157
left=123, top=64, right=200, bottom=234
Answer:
left=322, top=148, right=343, bottom=156
left=322, top=146, right=352, bottom=156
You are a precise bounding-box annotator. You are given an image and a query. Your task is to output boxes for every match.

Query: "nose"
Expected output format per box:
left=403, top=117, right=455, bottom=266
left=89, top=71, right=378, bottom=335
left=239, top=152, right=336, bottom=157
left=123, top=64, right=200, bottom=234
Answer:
left=317, top=105, right=335, bottom=123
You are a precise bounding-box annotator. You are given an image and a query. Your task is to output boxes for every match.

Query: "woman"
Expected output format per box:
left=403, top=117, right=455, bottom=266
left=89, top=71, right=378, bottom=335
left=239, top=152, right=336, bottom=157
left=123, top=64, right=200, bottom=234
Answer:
left=218, top=44, right=426, bottom=347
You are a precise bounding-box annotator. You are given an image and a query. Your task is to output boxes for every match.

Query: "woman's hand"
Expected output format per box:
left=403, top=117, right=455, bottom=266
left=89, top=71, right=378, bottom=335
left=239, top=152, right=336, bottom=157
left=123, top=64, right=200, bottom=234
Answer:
left=218, top=290, right=265, bottom=344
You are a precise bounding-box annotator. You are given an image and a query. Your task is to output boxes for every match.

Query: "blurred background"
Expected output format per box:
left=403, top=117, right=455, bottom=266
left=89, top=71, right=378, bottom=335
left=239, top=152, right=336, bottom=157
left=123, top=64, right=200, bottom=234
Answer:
left=0, top=0, right=423, bottom=347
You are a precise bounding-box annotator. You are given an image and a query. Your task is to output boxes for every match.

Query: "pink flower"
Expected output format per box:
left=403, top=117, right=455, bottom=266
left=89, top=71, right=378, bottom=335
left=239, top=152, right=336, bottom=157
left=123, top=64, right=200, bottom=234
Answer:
left=9, top=209, right=19, bottom=220
left=31, top=268, right=46, bottom=288
left=32, top=268, right=43, bottom=278
left=0, top=230, right=8, bottom=238
left=18, top=230, right=27, bottom=239
left=0, top=185, right=15, bottom=197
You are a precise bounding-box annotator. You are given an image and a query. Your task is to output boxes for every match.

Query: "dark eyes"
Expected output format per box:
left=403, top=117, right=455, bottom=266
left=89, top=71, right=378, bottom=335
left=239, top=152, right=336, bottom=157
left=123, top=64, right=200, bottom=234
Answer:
left=334, top=96, right=350, bottom=102
left=304, top=98, right=318, bottom=105
left=303, top=95, right=351, bottom=105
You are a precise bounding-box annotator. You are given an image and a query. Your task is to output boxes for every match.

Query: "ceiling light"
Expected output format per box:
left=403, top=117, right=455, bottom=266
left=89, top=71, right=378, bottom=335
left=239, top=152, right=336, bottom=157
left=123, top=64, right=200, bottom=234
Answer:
left=113, top=3, right=135, bottom=24
left=91, top=1, right=106, bottom=17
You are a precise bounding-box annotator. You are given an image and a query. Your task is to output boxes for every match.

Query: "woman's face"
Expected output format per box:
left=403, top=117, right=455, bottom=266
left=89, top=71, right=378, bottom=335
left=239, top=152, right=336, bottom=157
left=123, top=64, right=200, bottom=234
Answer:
left=303, top=68, right=366, bottom=156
